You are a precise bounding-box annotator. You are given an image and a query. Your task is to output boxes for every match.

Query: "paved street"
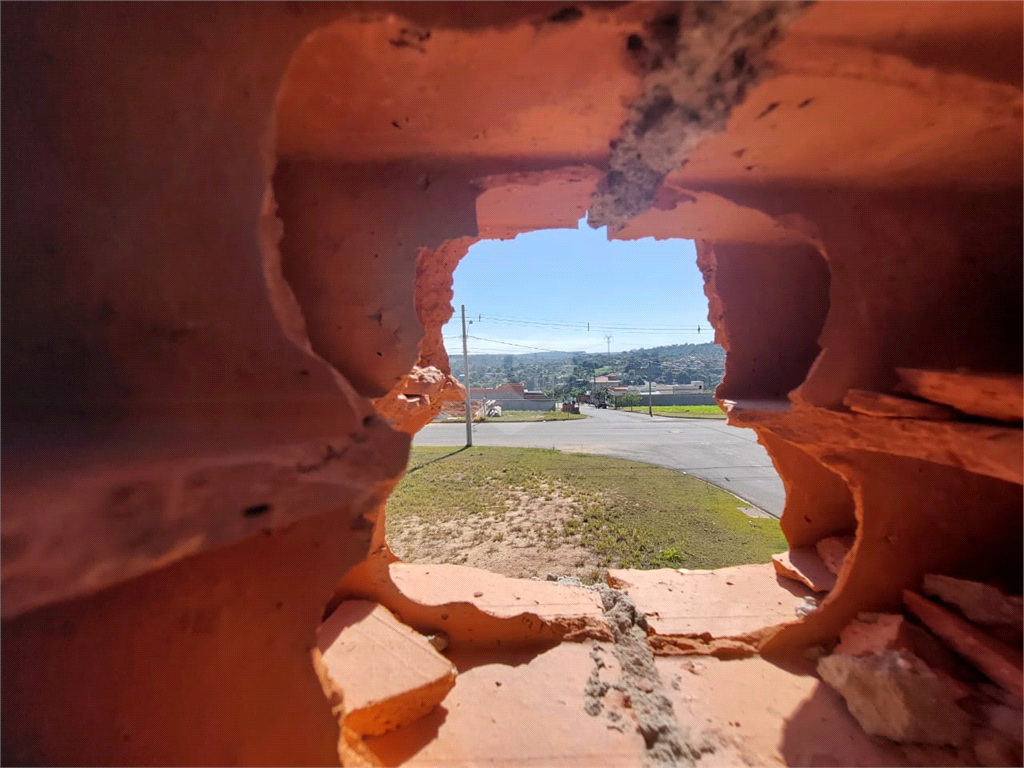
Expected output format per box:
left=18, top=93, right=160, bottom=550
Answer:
left=413, top=405, right=785, bottom=517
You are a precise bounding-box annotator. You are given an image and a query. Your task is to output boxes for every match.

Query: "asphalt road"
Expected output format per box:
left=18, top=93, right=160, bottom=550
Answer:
left=413, top=405, right=785, bottom=517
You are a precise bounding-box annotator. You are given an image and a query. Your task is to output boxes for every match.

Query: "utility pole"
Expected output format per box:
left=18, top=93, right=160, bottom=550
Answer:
left=461, top=304, right=473, bottom=447
left=646, top=359, right=654, bottom=418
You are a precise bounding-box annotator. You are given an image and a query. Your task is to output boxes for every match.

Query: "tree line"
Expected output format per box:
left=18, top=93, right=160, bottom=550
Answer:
left=464, top=342, right=725, bottom=399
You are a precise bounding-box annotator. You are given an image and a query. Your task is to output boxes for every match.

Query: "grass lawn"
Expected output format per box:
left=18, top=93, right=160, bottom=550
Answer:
left=386, top=446, right=786, bottom=581
left=439, top=409, right=585, bottom=423
left=621, top=404, right=726, bottom=419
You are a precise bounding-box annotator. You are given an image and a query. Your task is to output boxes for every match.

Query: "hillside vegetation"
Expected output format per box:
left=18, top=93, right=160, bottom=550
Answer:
left=463, top=342, right=725, bottom=397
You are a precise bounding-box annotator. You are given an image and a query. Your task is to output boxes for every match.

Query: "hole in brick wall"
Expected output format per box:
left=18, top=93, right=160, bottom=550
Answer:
left=444, top=216, right=719, bottom=396
left=262, top=11, right=868, bottom=762
left=4, top=6, right=1021, bottom=767
left=383, top=215, right=793, bottom=588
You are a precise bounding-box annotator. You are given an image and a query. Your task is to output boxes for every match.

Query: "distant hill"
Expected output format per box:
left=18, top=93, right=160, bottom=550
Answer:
left=459, top=342, right=725, bottom=394
left=465, top=341, right=723, bottom=364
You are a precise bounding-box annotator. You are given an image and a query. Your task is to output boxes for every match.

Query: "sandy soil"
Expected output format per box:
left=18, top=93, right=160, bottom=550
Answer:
left=387, top=484, right=603, bottom=582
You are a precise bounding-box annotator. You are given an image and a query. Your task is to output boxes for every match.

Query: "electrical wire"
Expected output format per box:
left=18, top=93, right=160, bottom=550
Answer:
left=440, top=312, right=712, bottom=356
left=477, top=313, right=702, bottom=333
left=466, top=335, right=597, bottom=353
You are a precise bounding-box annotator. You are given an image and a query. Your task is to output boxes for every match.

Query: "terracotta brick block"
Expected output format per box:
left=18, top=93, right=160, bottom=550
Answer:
left=772, top=548, right=837, bottom=593
left=317, top=600, right=457, bottom=736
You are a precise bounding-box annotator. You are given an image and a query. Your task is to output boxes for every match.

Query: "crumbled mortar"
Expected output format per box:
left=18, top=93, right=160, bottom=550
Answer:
left=589, top=0, right=814, bottom=232
left=584, top=643, right=612, bottom=716
left=583, top=585, right=715, bottom=767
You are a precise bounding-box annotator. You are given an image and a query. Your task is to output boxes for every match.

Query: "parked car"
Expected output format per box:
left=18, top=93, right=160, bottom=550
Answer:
left=595, top=401, right=608, bottom=409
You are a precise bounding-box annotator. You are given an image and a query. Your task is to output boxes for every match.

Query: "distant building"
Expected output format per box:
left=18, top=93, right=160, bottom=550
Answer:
left=595, top=375, right=705, bottom=395
left=468, top=382, right=554, bottom=411
left=607, top=380, right=715, bottom=407
left=592, top=374, right=621, bottom=391
left=667, top=380, right=705, bottom=393
left=469, top=382, right=523, bottom=399
left=469, top=382, right=545, bottom=399
left=615, top=381, right=705, bottom=394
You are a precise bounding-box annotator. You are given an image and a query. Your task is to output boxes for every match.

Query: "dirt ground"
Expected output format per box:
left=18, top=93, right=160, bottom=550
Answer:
left=387, top=484, right=604, bottom=583
left=386, top=446, right=787, bottom=576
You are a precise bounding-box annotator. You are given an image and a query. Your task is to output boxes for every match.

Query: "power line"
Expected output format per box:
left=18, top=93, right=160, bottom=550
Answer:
left=441, top=310, right=710, bottom=357
left=467, top=335, right=581, bottom=353
left=478, top=315, right=586, bottom=330
left=479, top=312, right=700, bottom=330
left=476, top=313, right=702, bottom=333
left=588, top=328, right=705, bottom=336
left=466, top=335, right=609, bottom=353
left=482, top=316, right=700, bottom=331
left=594, top=322, right=702, bottom=331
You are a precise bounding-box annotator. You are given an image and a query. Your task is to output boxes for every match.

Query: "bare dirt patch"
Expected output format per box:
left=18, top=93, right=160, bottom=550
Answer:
left=388, top=484, right=603, bottom=582
left=385, top=447, right=787, bottom=579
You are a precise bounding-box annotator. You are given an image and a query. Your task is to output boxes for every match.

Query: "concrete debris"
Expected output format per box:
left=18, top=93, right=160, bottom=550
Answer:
left=820, top=588, right=1024, bottom=761
left=815, top=535, right=855, bottom=576
left=584, top=664, right=612, bottom=716
left=544, top=573, right=589, bottom=589
left=835, top=612, right=959, bottom=675
left=817, top=650, right=973, bottom=746
left=588, top=1, right=813, bottom=231
left=424, top=631, right=449, bottom=652
left=595, top=586, right=710, bottom=768
left=795, top=595, right=819, bottom=618
left=835, top=613, right=912, bottom=656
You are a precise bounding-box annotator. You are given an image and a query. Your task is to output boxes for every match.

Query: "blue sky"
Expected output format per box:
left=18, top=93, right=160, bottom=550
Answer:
left=441, top=216, right=712, bottom=355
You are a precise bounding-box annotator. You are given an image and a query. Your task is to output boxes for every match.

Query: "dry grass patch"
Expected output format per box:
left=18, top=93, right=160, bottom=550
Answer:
left=385, top=447, right=786, bottom=584
left=620, top=404, right=727, bottom=419
left=438, top=409, right=585, bottom=423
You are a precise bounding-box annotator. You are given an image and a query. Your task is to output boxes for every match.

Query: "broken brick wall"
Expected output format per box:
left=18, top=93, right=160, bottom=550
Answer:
left=2, top=1, right=1021, bottom=765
